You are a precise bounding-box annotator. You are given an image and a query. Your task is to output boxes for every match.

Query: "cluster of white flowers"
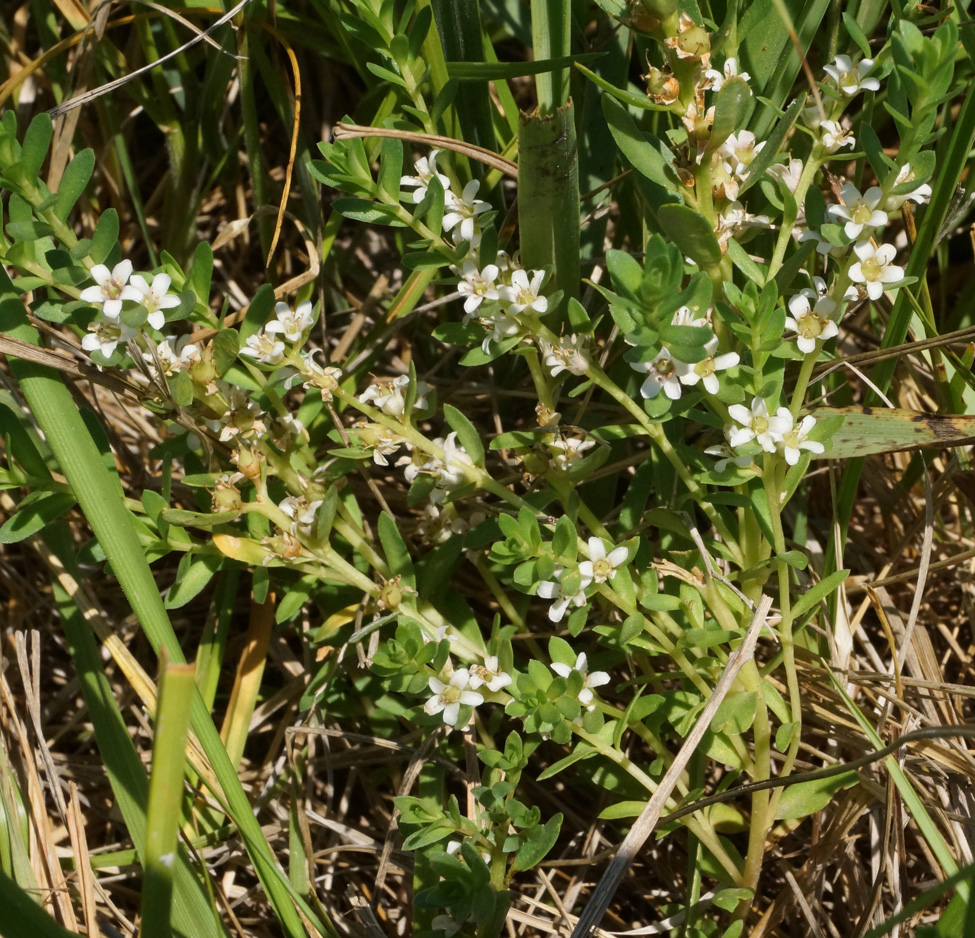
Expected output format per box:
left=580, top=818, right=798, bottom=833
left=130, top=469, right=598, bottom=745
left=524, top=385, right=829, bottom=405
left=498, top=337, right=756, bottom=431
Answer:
left=721, top=397, right=825, bottom=467
left=80, top=260, right=180, bottom=357
left=240, top=301, right=314, bottom=366
left=630, top=306, right=739, bottom=402
left=425, top=655, right=512, bottom=729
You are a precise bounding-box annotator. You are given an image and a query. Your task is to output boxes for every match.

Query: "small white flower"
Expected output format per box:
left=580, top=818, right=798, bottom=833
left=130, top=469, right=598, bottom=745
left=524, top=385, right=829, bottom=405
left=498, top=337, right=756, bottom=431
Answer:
left=425, top=668, right=483, bottom=728
left=818, top=120, right=856, bottom=154
left=81, top=317, right=136, bottom=358
left=631, top=348, right=683, bottom=401
left=769, top=158, right=804, bottom=194
left=359, top=375, right=411, bottom=417
left=785, top=294, right=838, bottom=354
left=827, top=183, right=888, bottom=239
left=267, top=300, right=314, bottom=344
left=239, top=330, right=286, bottom=365
left=401, top=149, right=451, bottom=204
left=675, top=337, right=739, bottom=394
left=796, top=228, right=845, bottom=257
left=823, top=55, right=880, bottom=96
left=468, top=656, right=513, bottom=692
left=705, top=440, right=754, bottom=472
left=278, top=495, right=322, bottom=535
left=536, top=566, right=592, bottom=623
left=578, top=537, right=628, bottom=584
left=538, top=334, right=591, bottom=377
left=143, top=336, right=201, bottom=377
left=79, top=260, right=140, bottom=319
left=499, top=268, right=548, bottom=315
left=127, top=272, right=181, bottom=329
left=671, top=305, right=712, bottom=329
left=439, top=432, right=474, bottom=488
left=885, top=163, right=933, bottom=210
left=849, top=241, right=904, bottom=300
left=777, top=413, right=825, bottom=465
left=455, top=261, right=500, bottom=315
left=443, top=179, right=491, bottom=243
left=550, top=652, right=610, bottom=710
left=548, top=435, right=596, bottom=471
left=479, top=308, right=524, bottom=353
left=728, top=397, right=793, bottom=453
left=704, top=56, right=750, bottom=91
left=719, top=131, right=766, bottom=180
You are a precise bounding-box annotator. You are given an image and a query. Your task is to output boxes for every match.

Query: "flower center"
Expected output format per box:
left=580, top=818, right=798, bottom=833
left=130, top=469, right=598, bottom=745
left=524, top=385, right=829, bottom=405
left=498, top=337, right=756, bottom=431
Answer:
left=861, top=257, right=883, bottom=280
left=593, top=558, right=614, bottom=580
left=753, top=416, right=769, bottom=434
left=656, top=359, right=675, bottom=377
left=695, top=357, right=716, bottom=377
left=441, top=685, right=462, bottom=705
left=851, top=202, right=873, bottom=225
left=797, top=314, right=826, bottom=339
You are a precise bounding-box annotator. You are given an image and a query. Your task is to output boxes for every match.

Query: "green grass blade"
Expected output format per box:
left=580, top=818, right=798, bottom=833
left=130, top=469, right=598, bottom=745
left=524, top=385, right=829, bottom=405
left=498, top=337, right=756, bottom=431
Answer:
left=0, top=867, right=83, bottom=938
left=141, top=662, right=197, bottom=938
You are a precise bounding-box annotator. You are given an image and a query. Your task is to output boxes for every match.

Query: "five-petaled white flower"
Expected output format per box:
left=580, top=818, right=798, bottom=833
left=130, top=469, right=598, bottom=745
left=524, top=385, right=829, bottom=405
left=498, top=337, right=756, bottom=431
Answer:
left=425, top=669, right=484, bottom=728
left=728, top=397, right=793, bottom=453
left=239, top=330, right=286, bottom=365
left=539, top=334, right=591, bottom=378
left=676, top=338, right=740, bottom=394
left=827, top=183, right=889, bottom=239
left=778, top=414, right=825, bottom=465
left=785, top=294, right=838, bottom=354
left=885, top=163, right=933, bottom=211
left=550, top=652, right=610, bottom=710
left=143, top=336, right=201, bottom=377
left=578, top=537, right=628, bottom=584
left=632, top=348, right=683, bottom=401
left=267, top=301, right=314, bottom=344
left=401, top=149, right=451, bottom=204
left=849, top=241, right=903, bottom=300
left=468, top=656, right=513, bottom=692
left=719, top=131, right=766, bottom=180
left=548, top=435, right=596, bottom=471
left=278, top=495, right=322, bottom=536
left=536, top=566, right=592, bottom=623
left=443, top=180, right=491, bottom=243
left=80, top=260, right=140, bottom=319
left=82, top=317, right=136, bottom=358
left=818, top=120, right=856, bottom=154
left=823, top=55, right=880, bottom=96
left=704, top=57, right=750, bottom=91
left=127, top=272, right=180, bottom=329
left=456, top=261, right=500, bottom=315
left=499, top=269, right=548, bottom=315
left=359, top=375, right=413, bottom=417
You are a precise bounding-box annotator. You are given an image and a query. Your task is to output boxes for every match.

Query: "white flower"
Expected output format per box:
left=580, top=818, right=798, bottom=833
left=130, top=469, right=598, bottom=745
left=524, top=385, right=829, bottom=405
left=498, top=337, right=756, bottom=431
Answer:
left=578, top=537, right=628, bottom=584
left=536, top=566, right=591, bottom=623
left=239, top=330, right=286, bottom=365
left=778, top=413, right=825, bottom=465
left=127, top=272, right=181, bottom=329
left=81, top=317, right=136, bottom=358
left=468, top=656, right=513, bottom=692
left=671, top=305, right=711, bottom=329
left=439, top=432, right=474, bottom=488
left=279, top=496, right=322, bottom=535
left=359, top=375, right=410, bottom=417
left=719, top=131, right=766, bottom=179
left=704, top=56, right=750, bottom=91
left=401, top=149, right=451, bottom=204
left=716, top=201, right=771, bottom=249
left=267, top=300, right=314, bottom=344
left=548, top=435, right=596, bottom=471
left=818, top=120, right=856, bottom=154
left=479, top=308, right=524, bottom=353
left=823, top=55, right=880, bottom=96
left=705, top=440, right=754, bottom=472
left=728, top=397, right=793, bottom=453
left=499, top=268, right=548, bottom=315
left=539, top=334, right=591, bottom=377
left=143, top=336, right=201, bottom=377
left=456, top=261, right=500, bottom=315
left=442, top=180, right=491, bottom=243
left=785, top=294, right=838, bottom=354
left=885, top=163, right=933, bottom=210
left=424, top=669, right=483, bottom=728
left=550, top=652, right=610, bottom=710
left=79, top=260, right=140, bottom=319
left=631, top=348, right=683, bottom=401
left=769, top=158, right=804, bottom=194
left=827, top=183, right=888, bottom=239
left=796, top=228, right=845, bottom=257
left=849, top=241, right=904, bottom=300
left=675, top=337, right=739, bottom=394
